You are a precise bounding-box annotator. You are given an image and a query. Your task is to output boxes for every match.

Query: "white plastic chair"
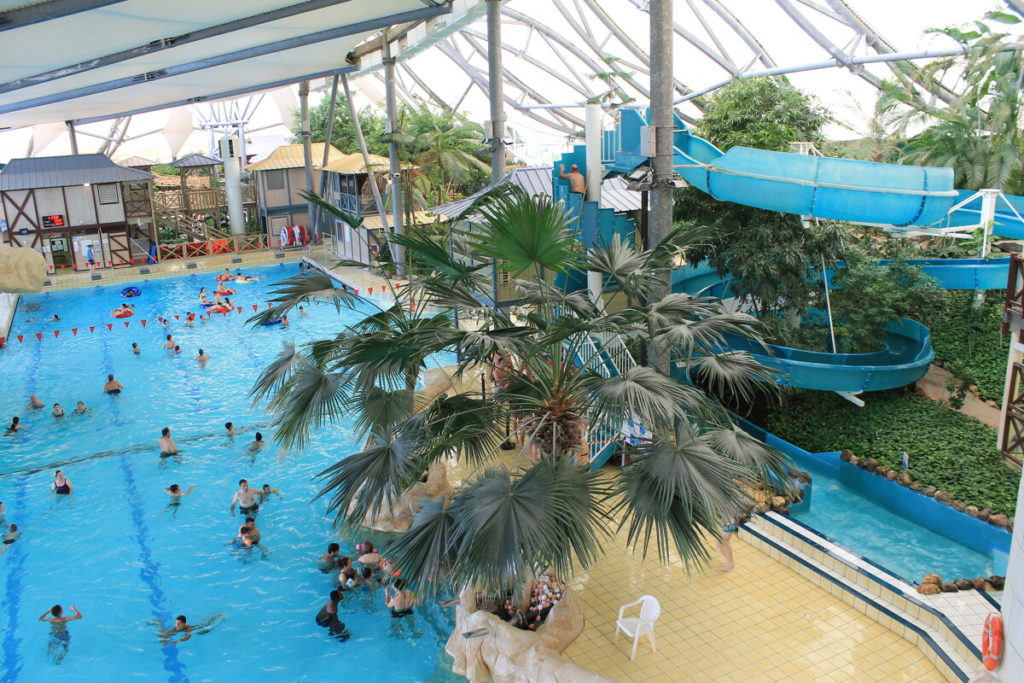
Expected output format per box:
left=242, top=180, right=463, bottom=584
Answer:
left=614, top=595, right=660, bottom=660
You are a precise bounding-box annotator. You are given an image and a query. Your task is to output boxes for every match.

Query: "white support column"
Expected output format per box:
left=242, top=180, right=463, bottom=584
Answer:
left=585, top=103, right=604, bottom=308
left=974, top=188, right=1000, bottom=308
left=219, top=135, right=245, bottom=237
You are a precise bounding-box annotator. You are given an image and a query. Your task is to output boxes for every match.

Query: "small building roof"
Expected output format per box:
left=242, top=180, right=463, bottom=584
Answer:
left=168, top=153, right=221, bottom=168
left=360, top=210, right=438, bottom=230
left=247, top=143, right=345, bottom=171
left=430, top=167, right=641, bottom=219
left=118, top=155, right=158, bottom=168
left=322, top=152, right=414, bottom=174
left=0, top=154, right=154, bottom=191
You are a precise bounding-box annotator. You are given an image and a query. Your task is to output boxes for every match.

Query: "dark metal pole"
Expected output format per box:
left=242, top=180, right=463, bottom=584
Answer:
left=65, top=120, right=78, bottom=154
left=486, top=0, right=506, bottom=183
left=313, top=74, right=340, bottom=236
left=299, top=80, right=315, bottom=233
left=383, top=36, right=406, bottom=275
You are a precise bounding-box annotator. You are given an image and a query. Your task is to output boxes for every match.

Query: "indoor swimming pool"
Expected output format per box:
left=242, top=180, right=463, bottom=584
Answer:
left=0, top=264, right=458, bottom=682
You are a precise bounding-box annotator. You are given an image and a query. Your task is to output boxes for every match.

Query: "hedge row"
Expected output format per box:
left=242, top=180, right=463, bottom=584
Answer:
left=763, top=389, right=1020, bottom=515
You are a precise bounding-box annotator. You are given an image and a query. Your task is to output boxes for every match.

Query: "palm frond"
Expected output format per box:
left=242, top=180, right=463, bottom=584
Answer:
left=248, top=271, right=361, bottom=326
left=265, top=361, right=351, bottom=451
left=388, top=498, right=458, bottom=594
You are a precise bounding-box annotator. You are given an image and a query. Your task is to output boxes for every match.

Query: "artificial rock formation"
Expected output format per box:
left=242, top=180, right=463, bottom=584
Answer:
left=0, top=245, right=46, bottom=293
left=445, top=588, right=613, bottom=683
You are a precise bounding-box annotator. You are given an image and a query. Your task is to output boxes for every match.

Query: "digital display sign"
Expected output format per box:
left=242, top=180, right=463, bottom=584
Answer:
left=42, top=214, right=66, bottom=228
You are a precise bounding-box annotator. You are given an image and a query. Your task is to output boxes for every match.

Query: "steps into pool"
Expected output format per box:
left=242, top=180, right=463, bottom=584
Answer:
left=742, top=512, right=997, bottom=682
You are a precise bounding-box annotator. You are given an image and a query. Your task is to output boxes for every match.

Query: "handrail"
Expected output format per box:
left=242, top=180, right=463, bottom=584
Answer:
left=156, top=235, right=269, bottom=261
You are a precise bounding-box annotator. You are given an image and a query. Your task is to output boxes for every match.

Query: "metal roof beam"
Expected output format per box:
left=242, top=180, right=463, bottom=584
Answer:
left=0, top=0, right=357, bottom=95
left=0, top=4, right=451, bottom=116
left=0, top=0, right=126, bottom=32
left=70, top=65, right=356, bottom=126
left=774, top=0, right=883, bottom=88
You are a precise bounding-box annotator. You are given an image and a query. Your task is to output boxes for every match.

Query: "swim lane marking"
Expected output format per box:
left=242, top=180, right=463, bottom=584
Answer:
left=1, top=477, right=29, bottom=683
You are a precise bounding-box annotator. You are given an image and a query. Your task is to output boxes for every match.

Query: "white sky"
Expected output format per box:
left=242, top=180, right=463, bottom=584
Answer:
left=0, top=0, right=1018, bottom=166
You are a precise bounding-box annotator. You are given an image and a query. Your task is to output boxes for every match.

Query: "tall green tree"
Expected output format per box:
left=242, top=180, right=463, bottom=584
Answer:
left=675, top=76, right=844, bottom=340
left=296, top=94, right=390, bottom=156
left=250, top=188, right=789, bottom=595
left=879, top=11, right=1024, bottom=193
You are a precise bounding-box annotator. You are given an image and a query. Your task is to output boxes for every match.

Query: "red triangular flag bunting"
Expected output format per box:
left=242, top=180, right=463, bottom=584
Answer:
left=106, top=323, right=113, bottom=331
left=237, top=307, right=242, bottom=314
left=53, top=330, right=60, bottom=338
left=174, top=315, right=179, bottom=320
left=35, top=332, right=43, bottom=341
left=266, top=302, right=273, bottom=309
left=17, top=335, right=24, bottom=343
left=252, top=304, right=258, bottom=312
left=0, top=338, right=5, bottom=346
left=71, top=328, right=77, bottom=335
left=140, top=320, right=147, bottom=327
left=124, top=321, right=130, bottom=328
left=89, top=326, right=95, bottom=334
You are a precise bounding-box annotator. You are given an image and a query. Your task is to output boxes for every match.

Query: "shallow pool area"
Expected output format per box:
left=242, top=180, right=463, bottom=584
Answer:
left=0, top=264, right=459, bottom=682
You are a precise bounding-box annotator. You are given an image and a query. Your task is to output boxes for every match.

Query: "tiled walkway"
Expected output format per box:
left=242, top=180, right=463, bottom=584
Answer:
left=562, top=531, right=942, bottom=682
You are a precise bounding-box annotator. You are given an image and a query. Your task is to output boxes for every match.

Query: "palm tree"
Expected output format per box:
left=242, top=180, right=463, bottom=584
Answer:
left=250, top=187, right=789, bottom=596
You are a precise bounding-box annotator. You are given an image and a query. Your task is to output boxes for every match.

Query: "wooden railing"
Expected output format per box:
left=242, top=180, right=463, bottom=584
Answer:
left=152, top=185, right=256, bottom=213
left=157, top=235, right=269, bottom=261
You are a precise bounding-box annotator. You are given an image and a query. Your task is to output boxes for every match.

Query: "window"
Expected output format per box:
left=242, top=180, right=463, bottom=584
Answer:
left=96, top=184, right=119, bottom=205
left=265, top=170, right=285, bottom=191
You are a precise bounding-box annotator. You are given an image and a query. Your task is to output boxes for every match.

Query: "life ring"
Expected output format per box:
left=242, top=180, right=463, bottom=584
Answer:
left=121, top=286, right=141, bottom=298
left=216, top=287, right=236, bottom=296
left=260, top=318, right=283, bottom=327
left=983, top=612, right=1003, bottom=671
left=111, top=308, right=135, bottom=318
left=200, top=302, right=216, bottom=308
left=215, top=273, right=234, bottom=282
left=210, top=305, right=232, bottom=314
left=234, top=278, right=254, bottom=284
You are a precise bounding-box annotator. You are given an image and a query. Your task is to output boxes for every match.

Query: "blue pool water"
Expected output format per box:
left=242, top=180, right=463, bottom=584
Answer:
left=0, top=264, right=460, bottom=682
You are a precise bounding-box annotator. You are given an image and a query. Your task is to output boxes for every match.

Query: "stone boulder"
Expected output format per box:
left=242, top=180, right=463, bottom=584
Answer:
left=921, top=574, right=942, bottom=586
left=990, top=514, right=1010, bottom=528
left=951, top=501, right=966, bottom=512
left=885, top=470, right=897, bottom=481
left=934, top=490, right=951, bottom=504
left=953, top=579, right=974, bottom=591
left=988, top=576, right=1006, bottom=590
left=973, top=578, right=987, bottom=590
left=965, top=506, right=979, bottom=517
left=875, top=465, right=889, bottom=476
left=916, top=583, right=941, bottom=595
left=923, top=486, right=937, bottom=497
left=862, top=458, right=878, bottom=472
left=978, top=508, right=991, bottom=522
left=910, top=482, right=923, bottom=491
left=840, top=450, right=854, bottom=462
left=941, top=583, right=959, bottom=593
left=897, top=472, right=912, bottom=486
left=445, top=587, right=613, bottom=683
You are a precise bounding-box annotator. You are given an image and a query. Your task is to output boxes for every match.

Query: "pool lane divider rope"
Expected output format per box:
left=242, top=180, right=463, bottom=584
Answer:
left=1, top=476, right=29, bottom=683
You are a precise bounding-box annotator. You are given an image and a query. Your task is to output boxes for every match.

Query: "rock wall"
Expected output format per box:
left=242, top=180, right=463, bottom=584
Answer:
left=445, top=588, right=615, bottom=683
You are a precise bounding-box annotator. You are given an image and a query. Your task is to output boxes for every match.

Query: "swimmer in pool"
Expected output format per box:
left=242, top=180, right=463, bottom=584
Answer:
left=28, top=394, right=44, bottom=409
left=46, top=314, right=60, bottom=322
left=385, top=579, right=417, bottom=618
left=195, top=348, right=210, bottom=364
left=319, top=543, right=344, bottom=573
left=243, top=517, right=261, bottom=545
left=163, top=334, right=175, bottom=350
left=156, top=614, right=222, bottom=647
left=5, top=417, right=25, bottom=435
left=103, top=374, right=124, bottom=394
left=281, top=315, right=290, bottom=328
left=165, top=484, right=195, bottom=500
left=298, top=306, right=308, bottom=316
left=159, top=427, right=178, bottom=457
left=229, top=479, right=264, bottom=517
left=315, top=590, right=351, bottom=641
left=249, top=432, right=266, bottom=452
left=198, top=288, right=209, bottom=305
left=39, top=604, right=82, bottom=664
left=185, top=312, right=196, bottom=327
left=261, top=484, right=282, bottom=501
left=52, top=470, right=73, bottom=495
left=52, top=403, right=65, bottom=418
left=0, top=523, right=22, bottom=555
left=131, top=342, right=141, bottom=355
left=173, top=345, right=182, bottom=355
left=72, top=401, right=89, bottom=415
left=224, top=421, right=235, bottom=436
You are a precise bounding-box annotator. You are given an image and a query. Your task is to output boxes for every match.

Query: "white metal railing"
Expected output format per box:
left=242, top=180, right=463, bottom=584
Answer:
left=574, top=330, right=642, bottom=464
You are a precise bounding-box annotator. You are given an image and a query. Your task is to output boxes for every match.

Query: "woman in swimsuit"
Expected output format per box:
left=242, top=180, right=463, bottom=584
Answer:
left=4, top=417, right=25, bottom=435
left=385, top=579, right=416, bottom=618
left=717, top=518, right=739, bottom=571
left=52, top=470, right=73, bottom=495
left=198, top=287, right=209, bottom=305
left=315, top=590, right=351, bottom=641
left=39, top=604, right=82, bottom=664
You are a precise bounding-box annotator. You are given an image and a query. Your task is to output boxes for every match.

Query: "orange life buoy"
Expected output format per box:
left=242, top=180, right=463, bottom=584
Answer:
left=210, top=305, right=231, bottom=314
left=216, top=273, right=234, bottom=282
left=111, top=308, right=135, bottom=318
left=216, top=287, right=236, bottom=296
left=982, top=612, right=1003, bottom=671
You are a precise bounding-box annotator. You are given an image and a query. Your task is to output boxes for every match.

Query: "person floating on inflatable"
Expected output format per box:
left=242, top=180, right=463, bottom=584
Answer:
left=121, top=286, right=141, bottom=298
left=112, top=303, right=135, bottom=318
left=198, top=287, right=210, bottom=305
left=214, top=282, right=235, bottom=297
left=209, top=297, right=233, bottom=314
left=234, top=270, right=264, bottom=284
left=215, top=269, right=234, bottom=283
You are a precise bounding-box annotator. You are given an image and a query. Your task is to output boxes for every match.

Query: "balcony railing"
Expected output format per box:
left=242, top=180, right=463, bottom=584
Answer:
left=152, top=185, right=256, bottom=213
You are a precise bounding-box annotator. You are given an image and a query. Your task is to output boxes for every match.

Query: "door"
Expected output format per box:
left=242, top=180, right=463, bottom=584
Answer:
left=107, top=229, right=132, bottom=267
left=48, top=237, right=72, bottom=270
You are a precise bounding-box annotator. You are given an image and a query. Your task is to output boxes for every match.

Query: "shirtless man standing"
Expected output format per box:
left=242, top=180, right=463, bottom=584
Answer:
left=159, top=427, right=178, bottom=457
left=39, top=604, right=83, bottom=664
left=163, top=334, right=176, bottom=350
left=558, top=163, right=587, bottom=194
left=229, top=479, right=264, bottom=517
left=103, top=374, right=125, bottom=395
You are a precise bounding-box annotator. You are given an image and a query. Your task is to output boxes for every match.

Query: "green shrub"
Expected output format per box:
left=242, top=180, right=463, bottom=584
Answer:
left=912, top=291, right=1007, bottom=402
left=763, top=389, right=1020, bottom=515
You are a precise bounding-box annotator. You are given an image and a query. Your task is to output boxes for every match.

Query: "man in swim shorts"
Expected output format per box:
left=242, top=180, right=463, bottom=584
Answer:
left=229, top=479, right=264, bottom=517
left=158, top=614, right=222, bottom=647
left=195, top=349, right=210, bottom=364
left=243, top=517, right=261, bottom=545
left=224, top=422, right=235, bottom=436
left=28, top=395, right=44, bottom=409
left=131, top=342, right=141, bottom=355
left=159, top=427, right=178, bottom=457
left=248, top=432, right=266, bottom=453
left=103, top=374, right=124, bottom=394
left=163, top=334, right=175, bottom=350
left=39, top=604, right=83, bottom=664
left=52, top=470, right=73, bottom=495
left=385, top=579, right=416, bottom=618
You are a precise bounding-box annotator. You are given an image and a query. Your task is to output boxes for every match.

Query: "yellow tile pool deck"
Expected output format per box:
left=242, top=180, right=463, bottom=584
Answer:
left=562, top=531, right=943, bottom=682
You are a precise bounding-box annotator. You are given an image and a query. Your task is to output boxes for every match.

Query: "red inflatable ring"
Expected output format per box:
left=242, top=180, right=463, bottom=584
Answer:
left=111, top=308, right=135, bottom=318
